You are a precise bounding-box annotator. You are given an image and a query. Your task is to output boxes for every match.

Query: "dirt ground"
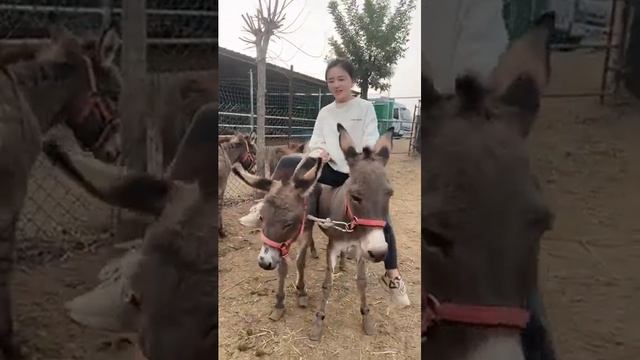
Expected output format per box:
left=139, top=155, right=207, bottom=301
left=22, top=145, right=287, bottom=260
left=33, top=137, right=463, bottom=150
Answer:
left=218, top=140, right=421, bottom=359
left=533, top=99, right=640, bottom=360
left=529, top=50, right=640, bottom=360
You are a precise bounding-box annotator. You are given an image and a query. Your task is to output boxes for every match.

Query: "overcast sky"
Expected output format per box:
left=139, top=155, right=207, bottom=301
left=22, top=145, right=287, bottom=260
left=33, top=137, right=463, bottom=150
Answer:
left=219, top=0, right=421, bottom=114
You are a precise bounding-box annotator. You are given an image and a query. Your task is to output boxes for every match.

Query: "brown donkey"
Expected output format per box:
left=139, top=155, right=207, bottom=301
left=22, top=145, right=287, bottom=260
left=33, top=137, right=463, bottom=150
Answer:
left=0, top=25, right=122, bottom=358
left=233, top=124, right=394, bottom=341
left=218, top=131, right=257, bottom=237
left=42, top=102, right=218, bottom=360
left=422, top=13, right=556, bottom=360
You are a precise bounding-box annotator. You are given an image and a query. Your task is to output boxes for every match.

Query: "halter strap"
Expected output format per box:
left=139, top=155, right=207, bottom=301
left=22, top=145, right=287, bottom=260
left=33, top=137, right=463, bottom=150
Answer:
left=422, top=293, right=530, bottom=337
left=260, top=201, right=307, bottom=257
left=344, top=192, right=387, bottom=229
left=75, top=56, right=118, bottom=151
left=239, top=137, right=255, bottom=165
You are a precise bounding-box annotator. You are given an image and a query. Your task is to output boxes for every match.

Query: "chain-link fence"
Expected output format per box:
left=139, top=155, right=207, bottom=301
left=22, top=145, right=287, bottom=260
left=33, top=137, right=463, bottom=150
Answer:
left=0, top=1, right=215, bottom=253
left=219, top=74, right=332, bottom=142
left=218, top=68, right=420, bottom=203
left=218, top=72, right=331, bottom=204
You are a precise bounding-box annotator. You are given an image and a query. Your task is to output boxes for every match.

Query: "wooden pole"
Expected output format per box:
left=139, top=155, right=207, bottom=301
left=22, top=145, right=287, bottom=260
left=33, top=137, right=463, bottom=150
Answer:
left=120, top=0, right=147, bottom=172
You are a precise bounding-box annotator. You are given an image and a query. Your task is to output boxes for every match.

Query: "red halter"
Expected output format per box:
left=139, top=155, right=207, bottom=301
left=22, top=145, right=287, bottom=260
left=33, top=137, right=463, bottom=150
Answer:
left=77, top=56, right=119, bottom=152
left=422, top=292, right=530, bottom=337
left=239, top=138, right=255, bottom=166
left=260, top=201, right=307, bottom=257
left=344, top=193, right=387, bottom=229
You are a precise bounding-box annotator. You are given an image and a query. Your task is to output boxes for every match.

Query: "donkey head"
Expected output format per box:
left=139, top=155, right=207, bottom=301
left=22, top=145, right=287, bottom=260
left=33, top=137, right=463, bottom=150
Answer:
left=233, top=155, right=323, bottom=270
left=225, top=130, right=257, bottom=171
left=421, top=13, right=555, bottom=359
left=338, top=123, right=394, bottom=262
left=38, top=24, right=122, bottom=162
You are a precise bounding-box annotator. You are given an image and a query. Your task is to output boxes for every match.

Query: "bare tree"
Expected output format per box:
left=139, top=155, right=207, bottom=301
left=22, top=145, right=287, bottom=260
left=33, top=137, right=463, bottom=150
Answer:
left=241, top=0, right=294, bottom=178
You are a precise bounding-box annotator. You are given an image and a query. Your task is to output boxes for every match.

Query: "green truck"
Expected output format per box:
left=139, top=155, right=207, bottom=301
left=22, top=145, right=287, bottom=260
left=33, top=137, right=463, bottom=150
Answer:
left=370, top=97, right=413, bottom=138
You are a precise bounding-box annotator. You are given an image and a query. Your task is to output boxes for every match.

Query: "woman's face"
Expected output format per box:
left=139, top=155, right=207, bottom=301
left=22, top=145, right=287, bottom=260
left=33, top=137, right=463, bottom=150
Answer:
left=326, top=66, right=354, bottom=103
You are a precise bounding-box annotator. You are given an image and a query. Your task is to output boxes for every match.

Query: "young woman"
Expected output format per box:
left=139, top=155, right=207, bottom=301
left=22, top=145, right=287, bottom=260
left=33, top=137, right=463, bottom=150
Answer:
left=306, top=58, right=410, bottom=307
left=240, top=58, right=411, bottom=307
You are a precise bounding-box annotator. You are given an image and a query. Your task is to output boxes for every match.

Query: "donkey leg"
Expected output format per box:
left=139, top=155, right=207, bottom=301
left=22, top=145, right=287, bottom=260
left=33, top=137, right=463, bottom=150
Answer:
left=308, top=233, right=319, bottom=259
left=333, top=251, right=346, bottom=274
left=339, top=250, right=348, bottom=271
left=269, top=260, right=288, bottom=321
left=295, top=231, right=312, bottom=308
left=356, top=256, right=375, bottom=335
left=310, top=242, right=339, bottom=341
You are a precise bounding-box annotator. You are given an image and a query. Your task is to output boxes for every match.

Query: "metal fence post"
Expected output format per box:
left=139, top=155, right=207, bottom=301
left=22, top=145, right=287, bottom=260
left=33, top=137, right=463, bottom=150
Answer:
left=250, top=69, right=255, bottom=132
left=288, top=65, right=293, bottom=141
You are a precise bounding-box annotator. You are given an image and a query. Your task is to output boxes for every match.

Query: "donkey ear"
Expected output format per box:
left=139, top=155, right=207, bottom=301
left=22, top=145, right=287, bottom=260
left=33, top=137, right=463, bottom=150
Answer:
left=249, top=130, right=257, bottom=143
left=373, top=127, right=394, bottom=166
left=489, top=12, right=555, bottom=113
left=98, top=26, right=121, bottom=67
left=296, top=142, right=306, bottom=153
left=232, top=163, right=273, bottom=192
left=489, top=12, right=555, bottom=138
left=337, top=123, right=358, bottom=165
left=292, top=157, right=323, bottom=196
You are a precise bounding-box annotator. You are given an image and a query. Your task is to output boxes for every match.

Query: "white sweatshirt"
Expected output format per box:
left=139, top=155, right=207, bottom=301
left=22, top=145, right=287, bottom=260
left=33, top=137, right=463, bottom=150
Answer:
left=307, top=97, right=379, bottom=174
left=422, top=0, right=508, bottom=93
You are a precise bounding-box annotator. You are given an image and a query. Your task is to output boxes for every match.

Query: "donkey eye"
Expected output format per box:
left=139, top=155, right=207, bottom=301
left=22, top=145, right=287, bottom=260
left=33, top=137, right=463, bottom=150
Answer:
left=351, top=194, right=362, bottom=202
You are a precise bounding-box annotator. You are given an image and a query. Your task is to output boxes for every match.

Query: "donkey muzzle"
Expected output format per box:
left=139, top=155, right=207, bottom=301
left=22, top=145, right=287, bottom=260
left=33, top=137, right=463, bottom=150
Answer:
left=361, top=229, right=388, bottom=262
left=257, top=245, right=280, bottom=270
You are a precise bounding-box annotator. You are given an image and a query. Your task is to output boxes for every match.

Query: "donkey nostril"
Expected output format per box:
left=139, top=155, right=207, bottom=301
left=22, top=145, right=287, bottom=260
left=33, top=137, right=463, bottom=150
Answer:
left=368, top=251, right=374, bottom=258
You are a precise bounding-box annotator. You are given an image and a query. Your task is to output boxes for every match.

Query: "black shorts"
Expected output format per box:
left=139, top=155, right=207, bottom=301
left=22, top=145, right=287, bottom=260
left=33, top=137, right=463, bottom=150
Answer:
left=317, top=164, right=349, bottom=187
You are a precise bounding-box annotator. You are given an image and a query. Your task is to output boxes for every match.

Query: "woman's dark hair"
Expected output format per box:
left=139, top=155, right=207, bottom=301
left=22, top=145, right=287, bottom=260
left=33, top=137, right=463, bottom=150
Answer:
left=325, top=58, right=356, bottom=81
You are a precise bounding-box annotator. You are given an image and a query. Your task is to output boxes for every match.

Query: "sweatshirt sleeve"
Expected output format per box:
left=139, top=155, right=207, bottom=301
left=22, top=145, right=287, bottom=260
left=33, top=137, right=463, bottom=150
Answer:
left=307, top=109, right=327, bottom=157
left=362, top=102, right=380, bottom=149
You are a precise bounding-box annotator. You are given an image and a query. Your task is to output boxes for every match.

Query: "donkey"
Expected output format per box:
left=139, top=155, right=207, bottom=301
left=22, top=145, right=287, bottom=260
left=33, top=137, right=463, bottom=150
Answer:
left=233, top=124, right=394, bottom=341
left=421, top=13, right=556, bottom=360
left=41, top=102, right=218, bottom=360
left=266, top=140, right=306, bottom=177
left=237, top=140, right=308, bottom=230
left=218, top=131, right=257, bottom=237
left=159, top=74, right=216, bottom=169
left=0, top=25, right=122, bottom=358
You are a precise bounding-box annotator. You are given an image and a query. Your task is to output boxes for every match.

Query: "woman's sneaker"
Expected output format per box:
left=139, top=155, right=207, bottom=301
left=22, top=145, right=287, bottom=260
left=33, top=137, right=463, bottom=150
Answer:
left=239, top=200, right=263, bottom=228
left=380, top=272, right=411, bottom=307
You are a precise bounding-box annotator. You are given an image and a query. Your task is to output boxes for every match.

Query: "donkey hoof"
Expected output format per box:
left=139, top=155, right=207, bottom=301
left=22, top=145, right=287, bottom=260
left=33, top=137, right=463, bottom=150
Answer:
left=363, top=316, right=376, bottom=335
left=297, top=295, right=309, bottom=308
left=310, top=249, right=319, bottom=259
left=268, top=308, right=285, bottom=321
left=309, top=322, right=323, bottom=341
left=218, top=228, right=227, bottom=238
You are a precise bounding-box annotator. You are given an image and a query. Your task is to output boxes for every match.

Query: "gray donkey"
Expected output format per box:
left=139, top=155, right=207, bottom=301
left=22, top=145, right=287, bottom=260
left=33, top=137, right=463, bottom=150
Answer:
left=218, top=131, right=257, bottom=237
left=233, top=124, right=394, bottom=341
left=41, top=102, right=218, bottom=360
left=0, top=25, right=122, bottom=358
left=421, top=12, right=557, bottom=360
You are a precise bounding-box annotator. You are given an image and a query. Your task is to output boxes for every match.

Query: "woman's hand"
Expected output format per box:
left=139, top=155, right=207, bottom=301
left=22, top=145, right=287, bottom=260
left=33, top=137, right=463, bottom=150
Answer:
left=319, top=150, right=331, bottom=163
